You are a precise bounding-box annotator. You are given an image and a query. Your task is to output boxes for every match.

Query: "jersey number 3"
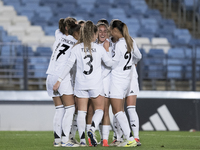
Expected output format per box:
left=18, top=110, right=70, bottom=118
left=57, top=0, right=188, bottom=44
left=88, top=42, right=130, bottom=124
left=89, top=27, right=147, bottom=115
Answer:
left=83, top=55, right=93, bottom=75
left=123, top=51, right=132, bottom=71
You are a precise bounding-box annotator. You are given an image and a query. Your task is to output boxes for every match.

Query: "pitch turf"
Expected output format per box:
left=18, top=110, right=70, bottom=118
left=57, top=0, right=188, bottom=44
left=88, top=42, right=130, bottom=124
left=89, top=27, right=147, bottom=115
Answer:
left=0, top=131, right=199, bottom=150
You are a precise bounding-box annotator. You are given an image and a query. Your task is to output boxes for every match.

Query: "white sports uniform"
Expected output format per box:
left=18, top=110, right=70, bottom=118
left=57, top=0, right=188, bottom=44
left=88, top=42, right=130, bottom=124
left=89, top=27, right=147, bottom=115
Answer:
left=97, top=39, right=112, bottom=98
left=46, top=31, right=77, bottom=97
left=59, top=42, right=115, bottom=98
left=109, top=38, right=142, bottom=99
left=126, top=39, right=141, bottom=96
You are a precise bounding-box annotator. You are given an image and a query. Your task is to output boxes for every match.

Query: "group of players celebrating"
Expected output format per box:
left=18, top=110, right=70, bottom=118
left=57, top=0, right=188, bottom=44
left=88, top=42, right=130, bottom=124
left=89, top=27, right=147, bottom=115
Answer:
left=46, top=17, right=142, bottom=147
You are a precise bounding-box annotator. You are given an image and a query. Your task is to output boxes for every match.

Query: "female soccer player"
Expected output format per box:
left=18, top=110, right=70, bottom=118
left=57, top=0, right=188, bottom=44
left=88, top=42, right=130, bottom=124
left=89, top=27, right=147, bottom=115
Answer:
left=96, top=22, right=111, bottom=147
left=109, top=20, right=142, bottom=147
left=126, top=63, right=141, bottom=146
left=53, top=21, right=116, bottom=147
left=46, top=17, right=80, bottom=147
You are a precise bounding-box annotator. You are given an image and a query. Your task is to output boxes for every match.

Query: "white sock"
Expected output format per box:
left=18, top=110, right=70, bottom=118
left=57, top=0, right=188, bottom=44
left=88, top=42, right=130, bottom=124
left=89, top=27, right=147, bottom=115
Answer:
left=127, top=106, right=139, bottom=139
left=112, top=115, right=117, bottom=140
left=61, top=105, right=75, bottom=143
left=86, top=124, right=91, bottom=132
left=77, top=110, right=87, bottom=143
left=90, top=109, right=104, bottom=132
left=116, top=117, right=123, bottom=141
left=53, top=105, right=64, bottom=143
left=115, top=111, right=134, bottom=141
left=102, top=125, right=110, bottom=140
left=69, top=113, right=78, bottom=140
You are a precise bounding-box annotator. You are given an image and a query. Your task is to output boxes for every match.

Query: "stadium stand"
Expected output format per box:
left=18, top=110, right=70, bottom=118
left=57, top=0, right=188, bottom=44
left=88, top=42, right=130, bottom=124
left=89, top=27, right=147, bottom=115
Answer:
left=0, top=0, right=200, bottom=91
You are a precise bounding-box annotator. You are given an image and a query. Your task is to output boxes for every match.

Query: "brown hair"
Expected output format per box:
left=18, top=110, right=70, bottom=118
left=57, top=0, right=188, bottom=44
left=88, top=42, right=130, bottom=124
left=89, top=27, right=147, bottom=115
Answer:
left=110, top=20, right=133, bottom=53
left=97, top=19, right=109, bottom=26
left=58, top=17, right=76, bottom=35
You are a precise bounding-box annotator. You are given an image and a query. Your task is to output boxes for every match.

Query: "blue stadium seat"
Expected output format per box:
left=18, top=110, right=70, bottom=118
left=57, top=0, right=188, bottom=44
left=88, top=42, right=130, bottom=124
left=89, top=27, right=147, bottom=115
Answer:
left=148, top=49, right=166, bottom=58
left=44, top=26, right=57, bottom=36
left=167, top=48, right=185, bottom=58
left=181, top=0, right=198, bottom=11
left=35, top=47, right=52, bottom=56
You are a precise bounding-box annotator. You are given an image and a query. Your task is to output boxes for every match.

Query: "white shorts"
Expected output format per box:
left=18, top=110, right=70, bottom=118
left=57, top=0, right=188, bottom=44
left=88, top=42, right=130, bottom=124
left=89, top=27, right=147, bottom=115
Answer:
left=109, top=79, right=130, bottom=99
left=74, top=86, right=104, bottom=98
left=46, top=74, right=73, bottom=97
left=103, top=74, right=110, bottom=98
left=126, top=76, right=139, bottom=97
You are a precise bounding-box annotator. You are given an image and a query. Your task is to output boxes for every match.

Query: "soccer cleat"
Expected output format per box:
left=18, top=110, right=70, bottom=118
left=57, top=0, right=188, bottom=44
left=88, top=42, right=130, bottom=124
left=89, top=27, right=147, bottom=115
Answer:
left=135, top=138, right=142, bottom=146
left=109, top=139, right=121, bottom=146
left=80, top=142, right=87, bottom=147
left=88, top=138, right=92, bottom=146
left=87, top=129, right=97, bottom=147
left=61, top=141, right=79, bottom=147
left=53, top=141, right=61, bottom=147
left=102, top=139, right=109, bottom=147
left=117, top=139, right=137, bottom=147
left=70, top=138, right=80, bottom=145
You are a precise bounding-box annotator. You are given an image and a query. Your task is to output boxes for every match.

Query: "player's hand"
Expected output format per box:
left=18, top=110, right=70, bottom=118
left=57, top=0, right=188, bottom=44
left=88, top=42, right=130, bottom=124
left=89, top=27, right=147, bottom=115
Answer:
left=53, top=81, right=61, bottom=93
left=103, top=40, right=109, bottom=52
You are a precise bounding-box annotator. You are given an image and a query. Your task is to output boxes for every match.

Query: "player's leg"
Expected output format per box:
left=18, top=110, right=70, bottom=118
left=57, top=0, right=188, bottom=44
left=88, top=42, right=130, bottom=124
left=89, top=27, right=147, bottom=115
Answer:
left=77, top=96, right=89, bottom=146
left=86, top=99, right=94, bottom=146
left=110, top=98, right=136, bottom=147
left=69, top=96, right=79, bottom=144
left=60, top=94, right=78, bottom=147
left=88, top=95, right=104, bottom=147
left=126, top=95, right=141, bottom=146
left=53, top=97, right=64, bottom=147
left=102, top=97, right=110, bottom=147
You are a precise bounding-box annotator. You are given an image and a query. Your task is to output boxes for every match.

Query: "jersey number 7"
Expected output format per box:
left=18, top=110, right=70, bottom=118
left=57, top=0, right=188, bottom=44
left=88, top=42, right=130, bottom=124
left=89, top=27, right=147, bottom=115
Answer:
left=56, top=44, right=70, bottom=60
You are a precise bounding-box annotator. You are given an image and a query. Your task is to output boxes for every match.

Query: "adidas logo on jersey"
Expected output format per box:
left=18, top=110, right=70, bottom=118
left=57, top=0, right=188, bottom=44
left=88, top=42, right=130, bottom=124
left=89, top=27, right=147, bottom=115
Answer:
left=130, top=91, right=134, bottom=93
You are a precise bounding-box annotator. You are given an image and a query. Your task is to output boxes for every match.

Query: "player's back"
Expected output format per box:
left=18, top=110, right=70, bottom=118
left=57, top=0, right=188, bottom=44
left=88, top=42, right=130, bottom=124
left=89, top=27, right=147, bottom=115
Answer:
left=46, top=34, right=77, bottom=77
left=73, top=42, right=108, bottom=90
left=111, top=38, right=134, bottom=81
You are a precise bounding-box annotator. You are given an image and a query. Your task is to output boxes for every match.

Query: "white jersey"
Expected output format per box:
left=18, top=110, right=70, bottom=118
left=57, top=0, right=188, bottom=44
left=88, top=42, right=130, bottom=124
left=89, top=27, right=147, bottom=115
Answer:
left=132, top=38, right=141, bottom=78
left=97, top=39, right=112, bottom=78
left=111, top=37, right=142, bottom=81
left=109, top=37, right=116, bottom=58
left=59, top=42, right=114, bottom=90
left=46, top=34, right=77, bottom=80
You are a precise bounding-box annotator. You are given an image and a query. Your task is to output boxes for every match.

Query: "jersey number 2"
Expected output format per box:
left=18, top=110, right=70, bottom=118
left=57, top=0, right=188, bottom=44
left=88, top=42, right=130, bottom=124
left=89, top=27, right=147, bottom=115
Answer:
left=83, top=55, right=93, bottom=75
left=123, top=52, right=132, bottom=71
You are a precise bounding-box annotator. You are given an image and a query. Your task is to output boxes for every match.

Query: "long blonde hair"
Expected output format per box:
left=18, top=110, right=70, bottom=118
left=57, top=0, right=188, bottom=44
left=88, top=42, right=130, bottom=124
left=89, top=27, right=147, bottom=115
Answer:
left=75, top=21, right=97, bottom=55
left=110, top=20, right=133, bottom=53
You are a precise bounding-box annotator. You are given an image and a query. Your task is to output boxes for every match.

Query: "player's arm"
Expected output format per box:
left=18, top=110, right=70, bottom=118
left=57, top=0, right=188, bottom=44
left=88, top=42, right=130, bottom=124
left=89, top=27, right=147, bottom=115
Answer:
left=132, top=40, right=142, bottom=64
left=53, top=51, right=76, bottom=92
left=102, top=44, right=120, bottom=69
left=103, top=40, right=109, bottom=52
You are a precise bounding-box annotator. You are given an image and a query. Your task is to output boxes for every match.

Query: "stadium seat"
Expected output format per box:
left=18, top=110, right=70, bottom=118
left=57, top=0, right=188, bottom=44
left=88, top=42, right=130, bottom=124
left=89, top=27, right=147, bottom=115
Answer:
left=39, top=36, right=55, bottom=47
left=25, top=26, right=44, bottom=37
left=134, top=37, right=151, bottom=53
left=11, top=16, right=30, bottom=27
left=148, top=48, right=166, bottom=58
left=0, top=5, right=16, bottom=17
left=0, top=17, right=11, bottom=28
left=167, top=48, right=185, bottom=58
left=7, top=26, right=26, bottom=39
left=35, top=47, right=52, bottom=56
left=151, top=38, right=171, bottom=53
left=130, top=0, right=148, bottom=13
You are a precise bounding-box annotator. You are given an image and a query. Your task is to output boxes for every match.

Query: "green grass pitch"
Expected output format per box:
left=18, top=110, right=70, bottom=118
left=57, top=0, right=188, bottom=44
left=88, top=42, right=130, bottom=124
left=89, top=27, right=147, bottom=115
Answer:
left=0, top=131, right=199, bottom=150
